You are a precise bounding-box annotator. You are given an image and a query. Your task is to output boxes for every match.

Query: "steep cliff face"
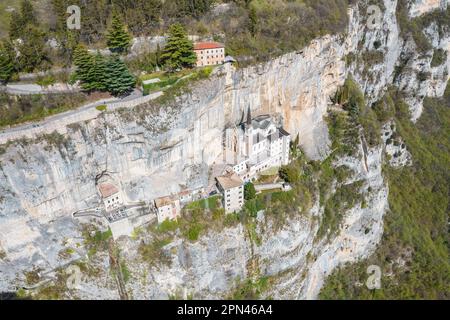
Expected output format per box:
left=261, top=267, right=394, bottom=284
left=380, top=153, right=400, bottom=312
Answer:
left=0, top=0, right=449, bottom=298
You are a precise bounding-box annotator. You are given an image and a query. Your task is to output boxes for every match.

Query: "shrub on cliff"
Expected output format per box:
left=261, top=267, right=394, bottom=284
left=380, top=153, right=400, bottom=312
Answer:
left=244, top=183, right=257, bottom=201
left=0, top=44, right=14, bottom=84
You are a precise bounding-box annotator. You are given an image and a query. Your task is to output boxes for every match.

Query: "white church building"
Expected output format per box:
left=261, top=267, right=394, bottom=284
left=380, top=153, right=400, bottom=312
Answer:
left=224, top=109, right=291, bottom=183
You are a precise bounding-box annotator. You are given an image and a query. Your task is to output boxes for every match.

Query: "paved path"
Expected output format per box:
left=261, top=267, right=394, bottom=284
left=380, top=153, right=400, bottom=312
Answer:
left=0, top=89, right=162, bottom=144
left=0, top=97, right=116, bottom=135
left=2, top=83, right=80, bottom=95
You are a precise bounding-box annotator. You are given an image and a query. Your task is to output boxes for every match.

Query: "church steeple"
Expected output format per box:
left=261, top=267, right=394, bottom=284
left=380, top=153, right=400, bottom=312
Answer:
left=245, top=106, right=253, bottom=157
left=240, top=108, right=245, bottom=125
left=246, top=106, right=252, bottom=126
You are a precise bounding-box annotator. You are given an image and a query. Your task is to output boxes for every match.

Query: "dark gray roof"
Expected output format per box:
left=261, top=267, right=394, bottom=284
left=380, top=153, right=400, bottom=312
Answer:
left=279, top=127, right=290, bottom=137
left=254, top=114, right=271, bottom=122
left=246, top=106, right=252, bottom=126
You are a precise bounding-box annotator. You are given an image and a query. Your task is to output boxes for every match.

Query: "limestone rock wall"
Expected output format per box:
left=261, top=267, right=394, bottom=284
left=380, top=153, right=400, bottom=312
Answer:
left=0, top=0, right=449, bottom=298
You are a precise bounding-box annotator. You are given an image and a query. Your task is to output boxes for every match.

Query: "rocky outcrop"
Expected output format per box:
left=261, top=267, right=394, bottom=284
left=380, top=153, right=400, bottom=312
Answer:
left=409, top=0, right=448, bottom=17
left=0, top=0, right=449, bottom=298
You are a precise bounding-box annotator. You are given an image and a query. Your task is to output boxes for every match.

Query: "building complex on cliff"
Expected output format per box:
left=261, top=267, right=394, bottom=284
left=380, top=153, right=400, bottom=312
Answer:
left=224, top=109, right=291, bottom=183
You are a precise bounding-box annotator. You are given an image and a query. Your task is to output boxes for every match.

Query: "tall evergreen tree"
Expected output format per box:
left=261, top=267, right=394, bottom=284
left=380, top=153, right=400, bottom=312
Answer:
left=83, top=53, right=108, bottom=92
left=9, top=0, right=38, bottom=40
left=105, top=55, right=136, bottom=96
left=73, top=44, right=93, bottom=83
left=0, top=45, right=15, bottom=84
left=8, top=0, right=48, bottom=73
left=17, top=26, right=48, bottom=72
left=161, top=23, right=197, bottom=71
left=20, top=0, right=37, bottom=26
left=106, top=12, right=132, bottom=54
left=9, top=11, right=24, bottom=40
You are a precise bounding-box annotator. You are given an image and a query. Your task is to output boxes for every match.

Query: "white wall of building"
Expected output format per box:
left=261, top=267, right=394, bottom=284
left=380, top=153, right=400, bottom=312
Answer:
left=222, top=185, right=244, bottom=213
left=103, top=192, right=124, bottom=212
left=156, top=200, right=181, bottom=224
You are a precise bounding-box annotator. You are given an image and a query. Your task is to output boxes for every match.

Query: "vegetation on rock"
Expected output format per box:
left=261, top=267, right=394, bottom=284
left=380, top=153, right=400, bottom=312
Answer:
left=320, top=84, right=450, bottom=299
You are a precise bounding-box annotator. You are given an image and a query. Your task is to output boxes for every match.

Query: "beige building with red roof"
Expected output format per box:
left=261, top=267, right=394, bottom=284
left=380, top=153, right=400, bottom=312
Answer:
left=194, top=42, right=225, bottom=67
left=98, top=182, right=123, bottom=212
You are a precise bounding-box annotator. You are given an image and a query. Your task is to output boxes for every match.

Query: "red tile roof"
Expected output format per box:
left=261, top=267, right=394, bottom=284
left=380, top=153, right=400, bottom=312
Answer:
left=98, top=183, right=119, bottom=198
left=194, top=42, right=224, bottom=51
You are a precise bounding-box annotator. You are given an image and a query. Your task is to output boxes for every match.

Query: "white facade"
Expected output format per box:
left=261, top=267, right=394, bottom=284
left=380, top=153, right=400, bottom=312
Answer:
left=216, top=172, right=244, bottom=213
left=103, top=193, right=123, bottom=212
left=98, top=183, right=124, bottom=212
left=155, top=196, right=181, bottom=224
left=222, top=185, right=244, bottom=213
left=224, top=111, right=291, bottom=183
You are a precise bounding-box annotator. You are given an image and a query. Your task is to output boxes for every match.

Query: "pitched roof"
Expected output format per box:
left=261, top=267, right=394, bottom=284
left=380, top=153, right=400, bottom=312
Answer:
left=98, top=183, right=119, bottom=198
left=216, top=172, right=244, bottom=190
left=155, top=195, right=178, bottom=208
left=246, top=106, right=252, bottom=126
left=194, top=42, right=224, bottom=50
left=279, top=127, right=290, bottom=137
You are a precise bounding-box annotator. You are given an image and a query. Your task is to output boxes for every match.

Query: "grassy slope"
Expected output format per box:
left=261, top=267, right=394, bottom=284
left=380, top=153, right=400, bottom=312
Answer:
left=320, top=85, right=450, bottom=299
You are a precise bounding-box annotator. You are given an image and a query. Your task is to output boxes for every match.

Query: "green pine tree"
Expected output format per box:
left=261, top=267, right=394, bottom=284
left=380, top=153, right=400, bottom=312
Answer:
left=106, top=12, right=132, bottom=55
left=105, top=55, right=136, bottom=96
left=20, top=0, right=37, bottom=26
left=0, top=45, right=15, bottom=84
left=83, top=53, right=108, bottom=92
left=9, top=11, right=24, bottom=40
left=72, top=44, right=94, bottom=83
left=17, top=26, right=48, bottom=72
left=161, top=23, right=197, bottom=71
